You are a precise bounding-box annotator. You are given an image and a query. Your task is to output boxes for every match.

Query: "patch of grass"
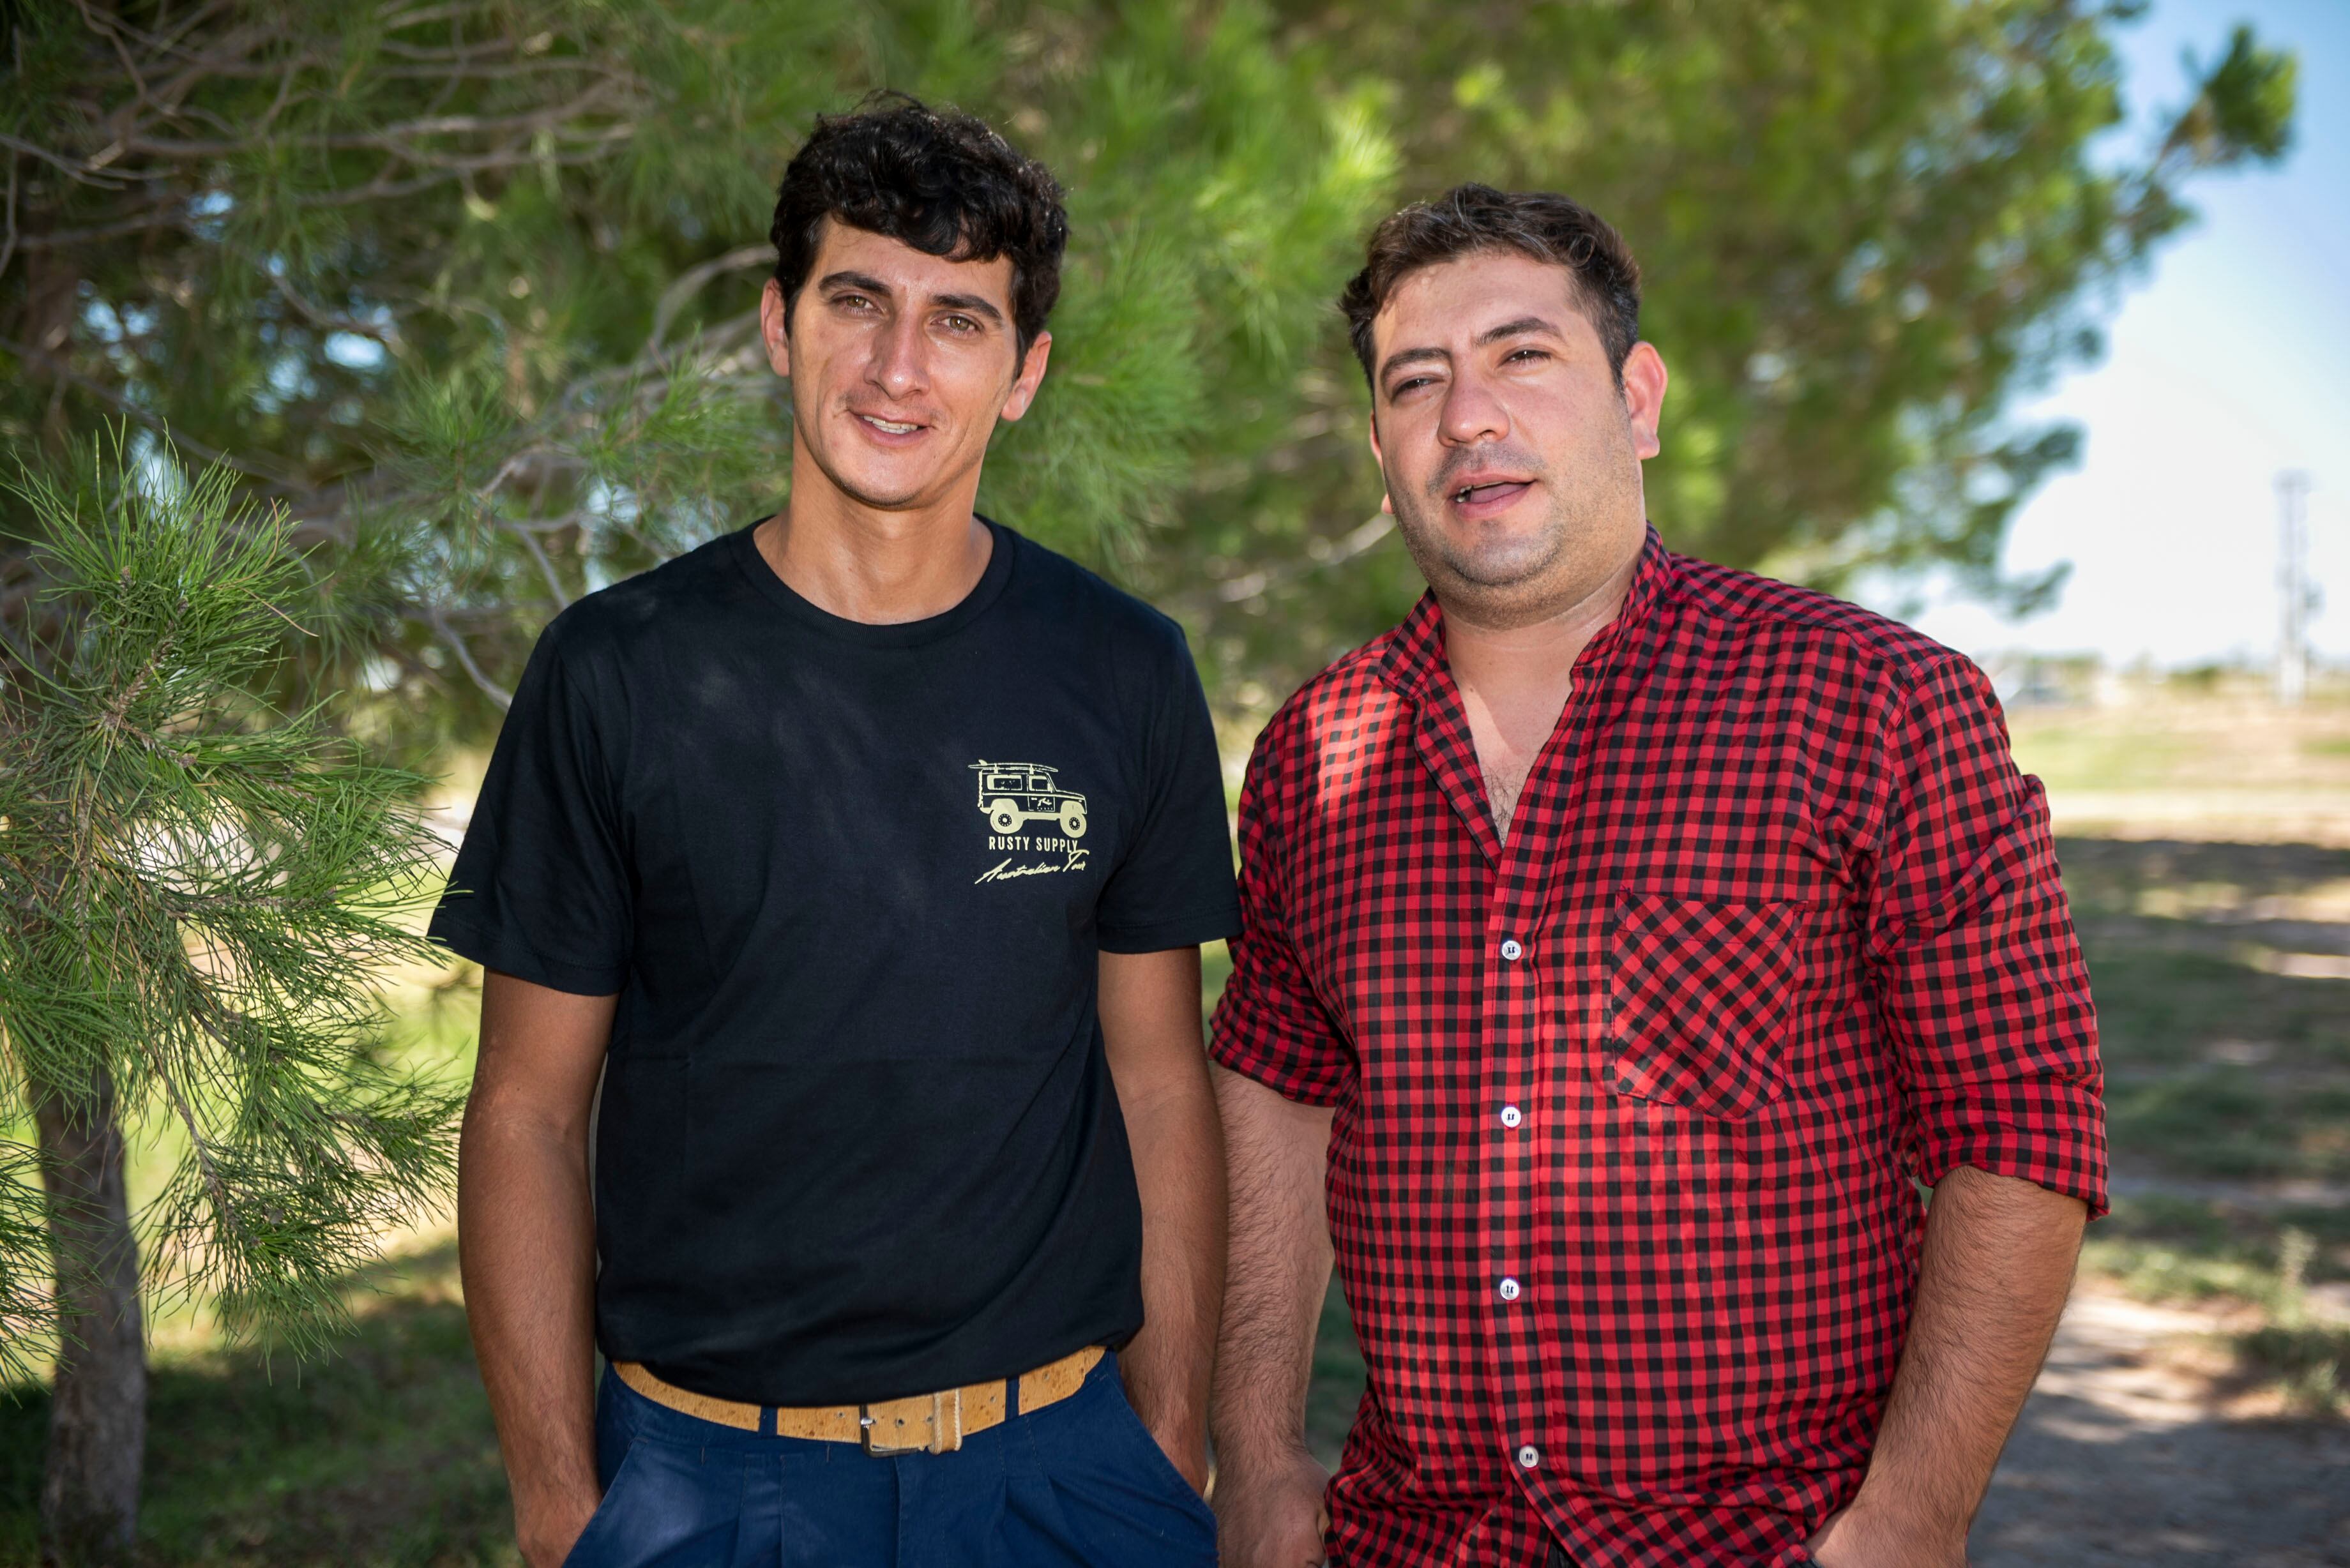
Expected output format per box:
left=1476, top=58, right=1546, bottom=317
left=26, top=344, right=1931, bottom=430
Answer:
left=2084, top=1198, right=2304, bottom=1309
left=2104, top=1069, right=2318, bottom=1180
left=2082, top=1199, right=2350, bottom=1417
left=2061, top=861, right=2350, bottom=1180
left=2236, top=1227, right=2350, bottom=1418
left=0, top=1242, right=513, bottom=1567
left=2008, top=727, right=2198, bottom=794
left=2056, top=838, right=2350, bottom=917
left=2236, top=1324, right=2350, bottom=1417
left=2082, top=944, right=2350, bottom=1071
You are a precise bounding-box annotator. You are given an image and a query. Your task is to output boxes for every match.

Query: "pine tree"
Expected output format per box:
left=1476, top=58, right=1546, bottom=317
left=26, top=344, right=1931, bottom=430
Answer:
left=1151, top=0, right=2298, bottom=705
left=0, top=437, right=462, bottom=1562
left=1, top=3, right=2299, bottom=737
left=0, top=0, right=1392, bottom=753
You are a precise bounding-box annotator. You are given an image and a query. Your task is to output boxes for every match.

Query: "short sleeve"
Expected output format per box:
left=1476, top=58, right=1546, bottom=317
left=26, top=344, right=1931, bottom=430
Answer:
left=428, top=617, right=633, bottom=995
left=1093, top=625, right=1241, bottom=954
left=1208, top=720, right=1353, bottom=1106
left=1866, top=654, right=2106, bottom=1215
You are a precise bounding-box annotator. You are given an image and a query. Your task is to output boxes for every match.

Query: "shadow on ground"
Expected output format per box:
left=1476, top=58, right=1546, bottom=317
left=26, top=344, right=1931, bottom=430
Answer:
left=2056, top=838, right=2350, bottom=907
left=1977, top=1380, right=2350, bottom=1567
left=0, top=1241, right=513, bottom=1567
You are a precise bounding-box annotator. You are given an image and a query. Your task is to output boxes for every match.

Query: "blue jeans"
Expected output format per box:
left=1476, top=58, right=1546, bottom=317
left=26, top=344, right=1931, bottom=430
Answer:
left=564, top=1351, right=1219, bottom=1567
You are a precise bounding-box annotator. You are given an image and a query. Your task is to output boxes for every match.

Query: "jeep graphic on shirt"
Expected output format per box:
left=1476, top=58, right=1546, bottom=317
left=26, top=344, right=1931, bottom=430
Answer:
left=969, top=761, right=1091, bottom=884
left=971, top=761, right=1088, bottom=838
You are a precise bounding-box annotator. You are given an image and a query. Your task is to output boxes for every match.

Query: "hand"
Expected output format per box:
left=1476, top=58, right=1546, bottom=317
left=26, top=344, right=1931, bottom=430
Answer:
left=1150, top=1419, right=1214, bottom=1498
left=1806, top=1502, right=1967, bottom=1568
left=515, top=1482, right=602, bottom=1568
left=1213, top=1443, right=1331, bottom=1567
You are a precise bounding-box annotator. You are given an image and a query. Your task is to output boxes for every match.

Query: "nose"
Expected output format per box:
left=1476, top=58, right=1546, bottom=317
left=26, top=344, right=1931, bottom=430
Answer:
left=866, top=310, right=928, bottom=401
left=1438, top=365, right=1508, bottom=448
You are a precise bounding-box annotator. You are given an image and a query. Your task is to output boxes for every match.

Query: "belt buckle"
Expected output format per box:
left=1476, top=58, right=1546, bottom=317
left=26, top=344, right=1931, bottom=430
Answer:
left=860, top=1388, right=962, bottom=1456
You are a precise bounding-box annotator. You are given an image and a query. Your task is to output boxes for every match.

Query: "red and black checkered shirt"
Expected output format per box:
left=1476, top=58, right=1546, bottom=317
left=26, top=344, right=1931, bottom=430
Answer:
left=1210, top=529, right=2105, bottom=1568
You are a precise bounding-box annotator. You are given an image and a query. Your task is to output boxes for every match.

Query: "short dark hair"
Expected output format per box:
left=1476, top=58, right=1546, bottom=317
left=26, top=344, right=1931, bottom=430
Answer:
left=769, top=93, right=1068, bottom=356
left=1338, top=184, right=1642, bottom=388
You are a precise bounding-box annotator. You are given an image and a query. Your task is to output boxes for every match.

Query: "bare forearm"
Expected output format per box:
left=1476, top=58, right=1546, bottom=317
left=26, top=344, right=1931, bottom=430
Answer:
left=1119, top=1074, right=1228, bottom=1477
left=1209, top=1067, right=1335, bottom=1466
left=1097, top=945, right=1226, bottom=1490
left=1836, top=1166, right=2085, bottom=1555
left=458, top=1103, right=600, bottom=1521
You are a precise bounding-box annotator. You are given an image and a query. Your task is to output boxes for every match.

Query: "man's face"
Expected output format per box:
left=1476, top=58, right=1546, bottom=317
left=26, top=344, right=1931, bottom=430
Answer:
left=1366, top=249, right=1667, bottom=627
left=761, top=220, right=1050, bottom=514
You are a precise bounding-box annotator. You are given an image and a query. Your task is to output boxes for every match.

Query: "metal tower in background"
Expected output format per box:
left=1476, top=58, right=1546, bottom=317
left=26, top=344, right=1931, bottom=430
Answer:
left=2277, top=469, right=2314, bottom=705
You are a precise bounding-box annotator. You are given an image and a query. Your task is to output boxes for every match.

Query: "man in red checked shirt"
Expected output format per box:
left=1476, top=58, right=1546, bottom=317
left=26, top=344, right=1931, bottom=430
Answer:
left=1206, top=183, right=2106, bottom=1568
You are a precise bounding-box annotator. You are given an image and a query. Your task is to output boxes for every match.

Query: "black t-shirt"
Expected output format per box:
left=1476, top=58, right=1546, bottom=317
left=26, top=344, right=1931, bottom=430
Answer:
left=430, top=518, right=1239, bottom=1405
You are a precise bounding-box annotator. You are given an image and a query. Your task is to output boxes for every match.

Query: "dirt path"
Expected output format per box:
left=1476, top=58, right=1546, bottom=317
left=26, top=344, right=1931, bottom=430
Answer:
left=1973, top=1283, right=2350, bottom=1566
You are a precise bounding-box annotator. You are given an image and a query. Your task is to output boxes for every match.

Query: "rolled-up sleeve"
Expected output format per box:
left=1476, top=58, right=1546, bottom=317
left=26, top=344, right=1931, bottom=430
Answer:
left=1865, top=653, right=2107, bottom=1216
left=1209, top=721, right=1354, bottom=1106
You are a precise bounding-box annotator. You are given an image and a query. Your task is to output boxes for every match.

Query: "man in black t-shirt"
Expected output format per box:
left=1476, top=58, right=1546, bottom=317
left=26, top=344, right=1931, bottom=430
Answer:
left=437, top=96, right=1237, bottom=1568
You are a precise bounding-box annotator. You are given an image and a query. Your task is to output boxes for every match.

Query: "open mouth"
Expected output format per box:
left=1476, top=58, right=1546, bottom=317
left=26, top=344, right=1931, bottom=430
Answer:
left=856, top=412, right=924, bottom=436
left=1452, top=479, right=1531, bottom=507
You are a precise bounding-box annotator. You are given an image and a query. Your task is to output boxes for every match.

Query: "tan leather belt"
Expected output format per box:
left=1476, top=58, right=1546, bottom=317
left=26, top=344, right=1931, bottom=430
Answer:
left=613, top=1345, right=1104, bottom=1456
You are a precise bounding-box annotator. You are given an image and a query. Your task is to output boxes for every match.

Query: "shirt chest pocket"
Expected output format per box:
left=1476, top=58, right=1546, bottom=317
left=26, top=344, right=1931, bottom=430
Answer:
left=1604, top=889, right=1804, bottom=1119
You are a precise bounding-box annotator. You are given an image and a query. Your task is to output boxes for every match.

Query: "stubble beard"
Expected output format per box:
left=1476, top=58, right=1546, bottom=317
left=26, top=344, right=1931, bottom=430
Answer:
left=1387, top=419, right=1647, bottom=631
left=1388, top=478, right=1608, bottom=633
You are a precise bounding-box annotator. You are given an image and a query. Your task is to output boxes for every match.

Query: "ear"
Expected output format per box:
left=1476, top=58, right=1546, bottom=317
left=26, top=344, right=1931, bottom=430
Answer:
left=1620, top=340, right=1669, bottom=460
left=997, top=329, right=1054, bottom=423
left=1367, top=409, right=1394, bottom=516
left=759, top=276, right=793, bottom=380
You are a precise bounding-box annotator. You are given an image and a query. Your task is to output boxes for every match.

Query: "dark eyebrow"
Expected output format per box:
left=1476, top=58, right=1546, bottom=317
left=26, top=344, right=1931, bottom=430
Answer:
left=1376, top=345, right=1448, bottom=388
left=817, top=269, right=896, bottom=299
left=1377, top=316, right=1567, bottom=391
left=817, top=271, right=1005, bottom=328
left=1476, top=315, right=1562, bottom=347
left=929, top=292, right=1005, bottom=327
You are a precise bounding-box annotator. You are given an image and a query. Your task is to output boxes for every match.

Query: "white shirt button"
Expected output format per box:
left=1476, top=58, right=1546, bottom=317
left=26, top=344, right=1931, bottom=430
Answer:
left=1499, top=939, right=1524, bottom=961
left=1499, top=1104, right=1523, bottom=1129
left=1498, top=1276, right=1521, bottom=1302
left=1517, top=1444, right=1541, bottom=1469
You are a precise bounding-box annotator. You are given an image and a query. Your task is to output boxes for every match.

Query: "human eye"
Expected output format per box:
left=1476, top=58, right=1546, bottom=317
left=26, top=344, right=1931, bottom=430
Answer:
left=938, top=312, right=982, bottom=335
left=1387, top=373, right=1436, bottom=400
left=1503, top=346, right=1549, bottom=365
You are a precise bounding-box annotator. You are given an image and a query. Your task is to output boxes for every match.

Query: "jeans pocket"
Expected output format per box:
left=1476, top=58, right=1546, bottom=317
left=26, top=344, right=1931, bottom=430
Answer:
left=563, top=1442, right=648, bottom=1567
left=1093, top=1366, right=1216, bottom=1526
left=563, top=1413, right=646, bottom=1567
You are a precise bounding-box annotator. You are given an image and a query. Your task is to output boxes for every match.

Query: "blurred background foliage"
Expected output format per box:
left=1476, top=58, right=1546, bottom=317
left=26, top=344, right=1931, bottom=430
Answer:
left=0, top=0, right=2297, bottom=741
left=0, top=4, right=2336, bottom=1561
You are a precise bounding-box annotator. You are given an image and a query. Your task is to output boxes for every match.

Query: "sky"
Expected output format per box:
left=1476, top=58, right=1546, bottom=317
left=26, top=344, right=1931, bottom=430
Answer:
left=1869, top=0, right=2350, bottom=669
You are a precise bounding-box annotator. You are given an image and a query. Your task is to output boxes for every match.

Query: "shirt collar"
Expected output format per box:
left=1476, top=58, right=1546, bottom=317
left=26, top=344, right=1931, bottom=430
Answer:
left=1376, top=522, right=1678, bottom=707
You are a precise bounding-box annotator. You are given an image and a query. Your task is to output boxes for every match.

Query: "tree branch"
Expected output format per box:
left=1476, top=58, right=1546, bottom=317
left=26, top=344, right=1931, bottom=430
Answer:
left=649, top=245, right=772, bottom=351
left=418, top=606, right=512, bottom=708
left=515, top=527, right=572, bottom=614
left=0, top=151, right=17, bottom=283
left=0, top=331, right=303, bottom=490
left=0, top=132, right=133, bottom=189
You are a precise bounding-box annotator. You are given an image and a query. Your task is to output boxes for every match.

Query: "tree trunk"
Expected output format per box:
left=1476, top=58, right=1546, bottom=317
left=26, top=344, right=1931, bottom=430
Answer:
left=33, top=1074, right=145, bottom=1568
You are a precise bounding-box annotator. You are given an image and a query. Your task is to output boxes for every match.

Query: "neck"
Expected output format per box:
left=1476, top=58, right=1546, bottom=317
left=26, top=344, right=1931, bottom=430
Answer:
left=1439, top=541, right=1643, bottom=698
left=756, top=443, right=992, bottom=624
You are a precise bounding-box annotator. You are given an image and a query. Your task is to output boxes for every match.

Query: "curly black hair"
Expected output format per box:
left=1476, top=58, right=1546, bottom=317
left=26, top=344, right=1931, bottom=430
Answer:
left=769, top=92, right=1069, bottom=357
left=1340, top=184, right=1642, bottom=389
